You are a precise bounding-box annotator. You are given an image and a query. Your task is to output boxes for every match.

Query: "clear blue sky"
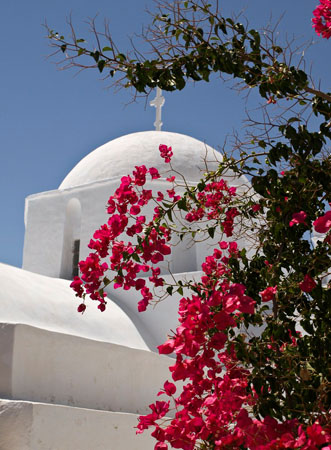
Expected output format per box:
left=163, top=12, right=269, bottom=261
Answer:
left=0, top=0, right=329, bottom=268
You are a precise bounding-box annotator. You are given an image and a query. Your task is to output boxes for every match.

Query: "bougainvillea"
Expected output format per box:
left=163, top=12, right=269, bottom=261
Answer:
left=313, top=0, right=331, bottom=39
left=71, top=140, right=330, bottom=449
left=49, top=1, right=331, bottom=448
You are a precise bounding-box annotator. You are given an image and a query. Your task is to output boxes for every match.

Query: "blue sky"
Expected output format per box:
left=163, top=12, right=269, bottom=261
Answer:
left=0, top=0, right=329, bottom=268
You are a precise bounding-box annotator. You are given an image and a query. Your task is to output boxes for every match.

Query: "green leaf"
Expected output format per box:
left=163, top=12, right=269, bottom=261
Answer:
left=197, top=181, right=206, bottom=192
left=117, top=53, right=127, bottom=62
left=102, top=46, right=112, bottom=52
left=166, top=286, right=173, bottom=295
left=98, top=60, right=106, bottom=73
left=167, top=209, right=173, bottom=222
left=207, top=227, right=216, bottom=238
left=272, top=45, right=283, bottom=54
left=177, top=198, right=188, bottom=211
left=103, top=277, right=111, bottom=287
left=90, top=51, right=100, bottom=62
left=131, top=253, right=141, bottom=262
left=174, top=29, right=182, bottom=40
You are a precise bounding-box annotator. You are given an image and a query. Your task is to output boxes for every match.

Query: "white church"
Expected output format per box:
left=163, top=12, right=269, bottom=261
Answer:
left=0, top=91, right=248, bottom=449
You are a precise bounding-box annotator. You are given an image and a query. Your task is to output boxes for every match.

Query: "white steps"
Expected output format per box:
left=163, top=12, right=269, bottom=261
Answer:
left=0, top=323, right=174, bottom=449
left=0, top=400, right=154, bottom=450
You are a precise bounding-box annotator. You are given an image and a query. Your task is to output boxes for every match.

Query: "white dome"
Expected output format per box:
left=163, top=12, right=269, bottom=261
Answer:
left=59, top=131, right=221, bottom=190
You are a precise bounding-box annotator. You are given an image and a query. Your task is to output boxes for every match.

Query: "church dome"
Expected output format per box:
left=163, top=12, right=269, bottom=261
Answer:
left=59, top=131, right=221, bottom=190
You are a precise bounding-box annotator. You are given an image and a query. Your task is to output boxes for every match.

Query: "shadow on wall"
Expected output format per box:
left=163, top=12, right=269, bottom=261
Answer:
left=60, top=198, right=82, bottom=280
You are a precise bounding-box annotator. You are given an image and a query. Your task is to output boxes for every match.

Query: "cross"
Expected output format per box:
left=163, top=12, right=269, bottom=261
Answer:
left=150, top=87, right=165, bottom=131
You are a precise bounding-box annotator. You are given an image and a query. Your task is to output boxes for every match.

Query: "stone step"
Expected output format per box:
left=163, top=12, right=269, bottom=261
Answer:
left=0, top=399, right=154, bottom=450
left=0, top=323, right=173, bottom=414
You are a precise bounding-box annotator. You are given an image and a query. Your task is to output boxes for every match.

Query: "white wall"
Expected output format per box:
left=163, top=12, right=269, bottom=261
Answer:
left=0, top=400, right=154, bottom=450
left=0, top=324, right=173, bottom=414
left=23, top=178, right=203, bottom=278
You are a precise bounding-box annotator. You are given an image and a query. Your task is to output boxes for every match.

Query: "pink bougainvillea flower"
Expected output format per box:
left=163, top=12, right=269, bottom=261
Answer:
left=130, top=204, right=141, bottom=215
left=313, top=210, right=331, bottom=233
left=252, top=204, right=261, bottom=212
left=157, top=380, right=176, bottom=397
left=312, top=0, right=331, bottom=39
left=71, top=276, right=84, bottom=297
left=154, top=442, right=168, bottom=449
left=157, top=338, right=175, bottom=354
left=77, top=303, right=86, bottom=313
left=148, top=167, right=161, bottom=179
left=299, top=274, right=317, bottom=293
left=259, top=286, right=277, bottom=302
left=135, top=278, right=146, bottom=290
left=289, top=211, right=307, bottom=227
left=159, top=144, right=173, bottom=163
left=306, top=422, right=330, bottom=446
left=98, top=303, right=106, bottom=312
left=132, top=165, right=147, bottom=186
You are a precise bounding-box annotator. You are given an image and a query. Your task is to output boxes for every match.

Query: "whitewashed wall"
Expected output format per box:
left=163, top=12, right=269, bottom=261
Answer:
left=0, top=324, right=173, bottom=414
left=0, top=400, right=155, bottom=450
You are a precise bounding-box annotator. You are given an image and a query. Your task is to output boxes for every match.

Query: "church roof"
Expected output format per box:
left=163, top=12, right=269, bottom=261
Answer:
left=0, top=263, right=149, bottom=350
left=59, top=131, right=221, bottom=190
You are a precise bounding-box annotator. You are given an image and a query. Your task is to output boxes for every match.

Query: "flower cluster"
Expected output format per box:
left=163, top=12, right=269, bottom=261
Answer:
left=137, top=244, right=257, bottom=449
left=137, top=245, right=330, bottom=449
left=312, top=0, right=331, bottom=39
left=159, top=144, right=173, bottom=163
left=71, top=162, right=173, bottom=312
left=71, top=147, right=240, bottom=314
left=185, top=180, right=239, bottom=237
left=70, top=144, right=330, bottom=450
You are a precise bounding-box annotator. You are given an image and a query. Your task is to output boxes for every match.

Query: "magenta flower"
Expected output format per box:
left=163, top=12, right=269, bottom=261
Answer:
left=159, top=144, right=173, bottom=163
left=252, top=204, right=261, bottom=213
left=313, top=210, right=331, bottom=233
left=77, top=303, right=86, bottom=313
left=299, top=274, right=317, bottom=293
left=312, top=0, right=331, bottom=39
left=259, top=286, right=277, bottom=302
left=289, top=211, right=307, bottom=227
left=148, top=167, right=160, bottom=179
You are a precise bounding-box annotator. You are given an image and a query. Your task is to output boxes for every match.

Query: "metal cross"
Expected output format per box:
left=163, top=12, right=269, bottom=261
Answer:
left=150, top=87, right=165, bottom=131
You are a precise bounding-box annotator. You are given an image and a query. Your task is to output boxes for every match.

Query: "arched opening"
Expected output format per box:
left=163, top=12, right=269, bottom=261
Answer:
left=60, top=198, right=82, bottom=280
